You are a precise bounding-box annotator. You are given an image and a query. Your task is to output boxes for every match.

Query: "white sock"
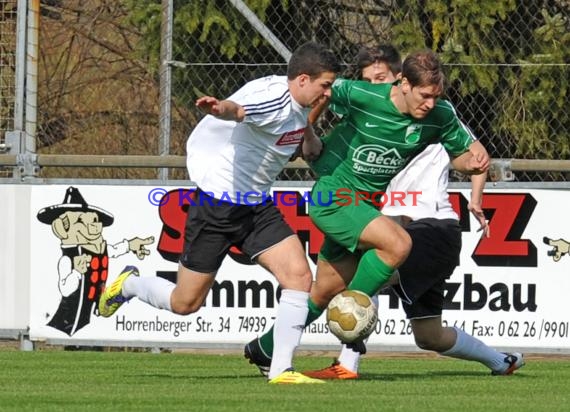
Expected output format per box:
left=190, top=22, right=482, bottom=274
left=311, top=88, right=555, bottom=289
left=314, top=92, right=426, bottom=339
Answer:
left=337, top=294, right=378, bottom=372
left=268, top=289, right=309, bottom=379
left=441, top=326, right=507, bottom=372
left=122, top=275, right=175, bottom=311
left=337, top=343, right=361, bottom=373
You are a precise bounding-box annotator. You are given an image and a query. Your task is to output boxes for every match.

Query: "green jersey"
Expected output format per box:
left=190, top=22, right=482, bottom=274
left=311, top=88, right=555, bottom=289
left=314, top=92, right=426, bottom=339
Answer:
left=312, top=79, right=475, bottom=192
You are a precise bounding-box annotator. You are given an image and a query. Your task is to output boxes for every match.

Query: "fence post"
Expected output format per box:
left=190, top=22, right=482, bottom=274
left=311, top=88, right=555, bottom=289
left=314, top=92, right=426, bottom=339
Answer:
left=24, top=0, right=38, bottom=154
left=2, top=0, right=30, bottom=178
left=158, top=0, right=174, bottom=181
left=11, top=0, right=41, bottom=179
left=14, top=0, right=27, bottom=132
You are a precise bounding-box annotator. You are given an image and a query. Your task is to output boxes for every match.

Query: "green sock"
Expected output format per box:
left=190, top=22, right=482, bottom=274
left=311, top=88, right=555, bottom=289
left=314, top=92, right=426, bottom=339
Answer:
left=348, top=249, right=394, bottom=296
left=258, top=298, right=324, bottom=358
left=306, top=298, right=325, bottom=324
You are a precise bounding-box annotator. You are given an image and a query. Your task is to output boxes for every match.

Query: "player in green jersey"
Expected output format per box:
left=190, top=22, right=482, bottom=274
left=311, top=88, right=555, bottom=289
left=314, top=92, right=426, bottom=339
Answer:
left=246, top=47, right=523, bottom=379
left=305, top=49, right=489, bottom=304
left=245, top=49, right=490, bottom=374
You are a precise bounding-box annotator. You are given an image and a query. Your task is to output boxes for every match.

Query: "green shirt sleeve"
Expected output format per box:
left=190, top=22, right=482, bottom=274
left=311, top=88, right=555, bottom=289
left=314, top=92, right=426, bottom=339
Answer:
left=330, top=78, right=354, bottom=108
left=437, top=100, right=476, bottom=156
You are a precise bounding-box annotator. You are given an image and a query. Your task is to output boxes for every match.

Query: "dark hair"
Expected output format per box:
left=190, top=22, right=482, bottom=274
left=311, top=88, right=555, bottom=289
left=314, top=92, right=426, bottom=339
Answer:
left=287, top=41, right=341, bottom=80
left=355, top=44, right=402, bottom=76
left=402, top=50, right=445, bottom=90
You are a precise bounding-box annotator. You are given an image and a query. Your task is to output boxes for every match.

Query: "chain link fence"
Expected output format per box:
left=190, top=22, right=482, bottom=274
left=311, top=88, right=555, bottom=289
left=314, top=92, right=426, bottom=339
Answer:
left=0, top=0, right=17, bottom=147
left=1, top=0, right=569, bottom=181
left=0, top=0, right=18, bottom=178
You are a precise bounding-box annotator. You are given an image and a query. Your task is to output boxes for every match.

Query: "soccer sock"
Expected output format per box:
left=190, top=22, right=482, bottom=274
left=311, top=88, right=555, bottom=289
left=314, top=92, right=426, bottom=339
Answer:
left=259, top=297, right=324, bottom=359
left=122, top=275, right=175, bottom=311
left=268, top=289, right=309, bottom=379
left=306, top=298, right=326, bottom=324
left=258, top=326, right=275, bottom=359
left=337, top=294, right=379, bottom=372
left=440, top=326, right=507, bottom=372
left=348, top=249, right=394, bottom=296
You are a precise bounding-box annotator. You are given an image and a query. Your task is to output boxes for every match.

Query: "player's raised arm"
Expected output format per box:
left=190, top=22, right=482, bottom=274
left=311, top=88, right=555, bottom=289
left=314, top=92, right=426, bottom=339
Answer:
left=302, top=123, right=323, bottom=161
left=308, top=95, right=330, bottom=124
left=301, top=95, right=330, bottom=161
left=450, top=140, right=490, bottom=175
left=195, top=96, right=245, bottom=122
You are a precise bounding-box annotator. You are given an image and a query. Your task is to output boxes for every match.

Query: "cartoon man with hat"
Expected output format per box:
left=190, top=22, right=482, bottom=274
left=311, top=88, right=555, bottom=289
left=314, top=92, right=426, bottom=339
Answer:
left=37, top=186, right=154, bottom=336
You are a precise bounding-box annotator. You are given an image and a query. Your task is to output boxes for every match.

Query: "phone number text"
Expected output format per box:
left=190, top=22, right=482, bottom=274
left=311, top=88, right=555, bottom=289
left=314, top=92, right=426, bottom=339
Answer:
left=371, top=319, right=569, bottom=340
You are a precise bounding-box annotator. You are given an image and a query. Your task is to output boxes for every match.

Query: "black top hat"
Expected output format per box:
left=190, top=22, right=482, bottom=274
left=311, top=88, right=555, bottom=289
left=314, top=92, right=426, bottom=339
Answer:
left=37, top=186, right=114, bottom=226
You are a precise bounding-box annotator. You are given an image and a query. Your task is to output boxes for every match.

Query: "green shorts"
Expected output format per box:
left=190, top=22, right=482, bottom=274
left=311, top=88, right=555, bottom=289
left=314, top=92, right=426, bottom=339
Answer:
left=309, top=175, right=381, bottom=261
left=318, top=237, right=363, bottom=263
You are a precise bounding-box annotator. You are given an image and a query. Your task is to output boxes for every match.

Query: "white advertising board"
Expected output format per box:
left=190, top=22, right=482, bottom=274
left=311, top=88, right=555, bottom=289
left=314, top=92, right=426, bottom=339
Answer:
left=26, top=184, right=570, bottom=351
left=0, top=185, right=31, bottom=335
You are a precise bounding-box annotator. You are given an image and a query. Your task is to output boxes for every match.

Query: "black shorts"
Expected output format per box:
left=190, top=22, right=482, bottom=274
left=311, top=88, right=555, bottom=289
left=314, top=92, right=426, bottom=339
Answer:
left=179, top=188, right=295, bottom=273
left=391, top=218, right=461, bottom=319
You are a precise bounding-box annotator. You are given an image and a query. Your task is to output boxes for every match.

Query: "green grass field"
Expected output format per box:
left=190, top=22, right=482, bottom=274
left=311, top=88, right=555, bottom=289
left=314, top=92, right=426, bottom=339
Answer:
left=0, top=348, right=567, bottom=411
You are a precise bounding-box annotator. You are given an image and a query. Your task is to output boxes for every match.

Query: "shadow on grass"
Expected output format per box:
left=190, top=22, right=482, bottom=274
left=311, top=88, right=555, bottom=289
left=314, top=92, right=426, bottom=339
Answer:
left=131, top=370, right=529, bottom=382
left=131, top=373, right=265, bottom=381
left=357, top=370, right=497, bottom=381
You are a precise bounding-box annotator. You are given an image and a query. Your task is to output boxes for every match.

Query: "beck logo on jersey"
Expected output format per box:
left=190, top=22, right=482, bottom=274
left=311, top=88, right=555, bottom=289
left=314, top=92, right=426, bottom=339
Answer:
left=276, top=128, right=305, bottom=146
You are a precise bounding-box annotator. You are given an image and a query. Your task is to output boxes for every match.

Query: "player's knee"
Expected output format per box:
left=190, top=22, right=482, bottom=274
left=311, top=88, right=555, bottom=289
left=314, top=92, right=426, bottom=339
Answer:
left=392, top=232, right=412, bottom=266
left=278, top=258, right=313, bottom=289
left=311, top=284, right=344, bottom=308
left=286, top=268, right=312, bottom=291
left=414, top=334, right=439, bottom=351
left=171, top=298, right=202, bottom=315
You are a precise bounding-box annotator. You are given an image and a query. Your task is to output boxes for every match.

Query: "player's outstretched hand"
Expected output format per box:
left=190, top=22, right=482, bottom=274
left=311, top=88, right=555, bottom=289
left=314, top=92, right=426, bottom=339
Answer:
left=196, top=96, right=224, bottom=116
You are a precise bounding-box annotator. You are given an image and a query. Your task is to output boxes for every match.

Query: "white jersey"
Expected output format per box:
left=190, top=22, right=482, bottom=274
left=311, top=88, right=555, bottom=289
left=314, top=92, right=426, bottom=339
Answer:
left=382, top=143, right=458, bottom=221
left=186, top=75, right=310, bottom=203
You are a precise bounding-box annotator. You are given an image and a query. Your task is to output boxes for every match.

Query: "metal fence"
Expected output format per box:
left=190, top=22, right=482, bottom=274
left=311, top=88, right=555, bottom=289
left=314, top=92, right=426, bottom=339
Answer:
left=0, top=0, right=17, bottom=148
left=0, top=0, right=569, bottom=181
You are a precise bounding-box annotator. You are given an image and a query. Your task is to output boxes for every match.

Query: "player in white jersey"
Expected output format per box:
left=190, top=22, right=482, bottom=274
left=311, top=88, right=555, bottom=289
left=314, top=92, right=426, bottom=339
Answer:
left=99, top=41, right=341, bottom=384
left=187, top=75, right=315, bottom=204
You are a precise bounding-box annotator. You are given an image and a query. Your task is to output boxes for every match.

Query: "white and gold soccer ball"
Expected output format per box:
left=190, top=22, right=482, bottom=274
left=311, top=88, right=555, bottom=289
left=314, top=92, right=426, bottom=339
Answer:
left=326, top=290, right=378, bottom=343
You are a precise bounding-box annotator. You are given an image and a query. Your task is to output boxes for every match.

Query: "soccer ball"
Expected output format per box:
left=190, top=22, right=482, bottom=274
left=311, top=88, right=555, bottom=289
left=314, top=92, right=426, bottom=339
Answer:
left=326, top=290, right=378, bottom=343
